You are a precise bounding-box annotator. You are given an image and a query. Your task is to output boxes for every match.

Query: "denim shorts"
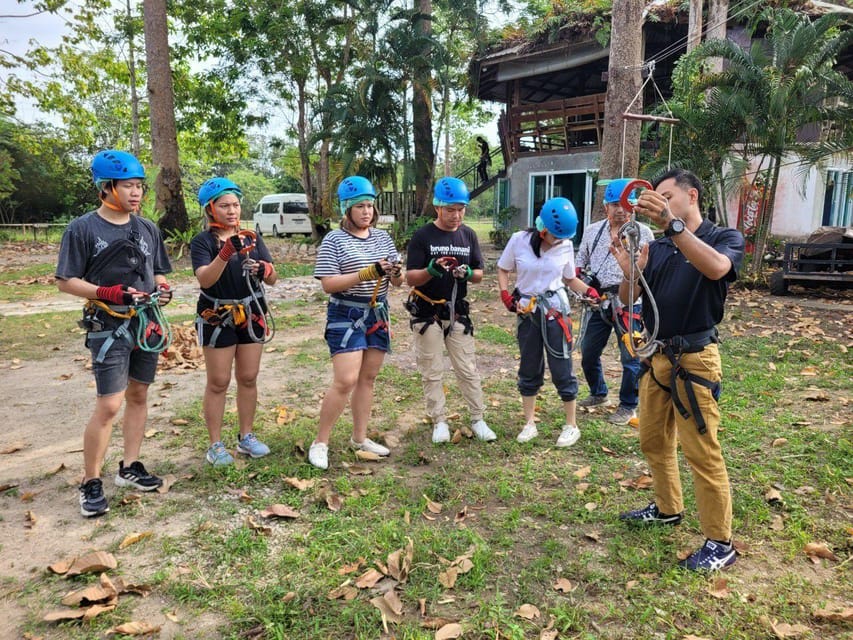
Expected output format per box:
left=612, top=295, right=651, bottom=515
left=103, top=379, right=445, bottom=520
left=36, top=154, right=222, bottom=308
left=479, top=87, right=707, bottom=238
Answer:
left=85, top=323, right=159, bottom=396
left=324, top=299, right=390, bottom=356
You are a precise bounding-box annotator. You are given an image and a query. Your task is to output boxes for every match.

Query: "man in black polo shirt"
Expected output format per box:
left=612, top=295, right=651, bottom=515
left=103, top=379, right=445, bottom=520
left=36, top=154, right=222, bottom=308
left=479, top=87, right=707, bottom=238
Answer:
left=610, top=169, right=745, bottom=571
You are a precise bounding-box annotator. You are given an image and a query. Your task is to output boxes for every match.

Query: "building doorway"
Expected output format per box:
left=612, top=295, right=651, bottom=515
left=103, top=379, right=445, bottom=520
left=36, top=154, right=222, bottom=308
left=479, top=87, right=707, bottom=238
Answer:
left=529, top=171, right=592, bottom=244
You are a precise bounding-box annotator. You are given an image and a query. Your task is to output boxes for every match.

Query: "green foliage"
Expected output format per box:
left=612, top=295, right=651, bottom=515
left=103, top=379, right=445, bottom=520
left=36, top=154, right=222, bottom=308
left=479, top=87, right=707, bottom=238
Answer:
left=388, top=214, right=434, bottom=248
left=489, top=205, right=519, bottom=248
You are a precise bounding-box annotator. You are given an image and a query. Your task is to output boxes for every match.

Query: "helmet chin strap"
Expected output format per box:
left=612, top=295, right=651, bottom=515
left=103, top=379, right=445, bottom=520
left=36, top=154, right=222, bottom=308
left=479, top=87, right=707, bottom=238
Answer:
left=99, top=182, right=137, bottom=213
left=205, top=203, right=240, bottom=233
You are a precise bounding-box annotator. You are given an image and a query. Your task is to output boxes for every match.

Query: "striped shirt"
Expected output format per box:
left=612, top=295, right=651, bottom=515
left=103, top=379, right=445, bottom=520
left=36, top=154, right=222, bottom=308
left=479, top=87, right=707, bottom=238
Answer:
left=314, top=228, right=399, bottom=299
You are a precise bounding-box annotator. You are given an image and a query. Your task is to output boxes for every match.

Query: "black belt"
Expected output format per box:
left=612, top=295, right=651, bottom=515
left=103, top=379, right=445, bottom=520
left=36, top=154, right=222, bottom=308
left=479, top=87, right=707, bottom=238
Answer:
left=659, top=328, right=718, bottom=354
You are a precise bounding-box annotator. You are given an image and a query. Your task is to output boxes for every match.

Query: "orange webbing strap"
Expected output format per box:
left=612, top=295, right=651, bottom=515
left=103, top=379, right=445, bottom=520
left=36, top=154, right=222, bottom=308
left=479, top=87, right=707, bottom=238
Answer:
left=200, top=304, right=248, bottom=328
left=85, top=299, right=136, bottom=320
left=410, top=288, right=447, bottom=306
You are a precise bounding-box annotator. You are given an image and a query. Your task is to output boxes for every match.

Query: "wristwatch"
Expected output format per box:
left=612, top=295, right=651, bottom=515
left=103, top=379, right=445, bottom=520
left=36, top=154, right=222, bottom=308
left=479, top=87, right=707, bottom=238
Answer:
left=664, top=218, right=685, bottom=238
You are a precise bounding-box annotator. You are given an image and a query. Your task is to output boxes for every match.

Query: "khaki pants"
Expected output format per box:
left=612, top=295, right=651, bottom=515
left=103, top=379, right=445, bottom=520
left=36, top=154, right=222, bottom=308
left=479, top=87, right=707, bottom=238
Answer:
left=638, top=343, right=732, bottom=541
left=413, top=319, right=484, bottom=424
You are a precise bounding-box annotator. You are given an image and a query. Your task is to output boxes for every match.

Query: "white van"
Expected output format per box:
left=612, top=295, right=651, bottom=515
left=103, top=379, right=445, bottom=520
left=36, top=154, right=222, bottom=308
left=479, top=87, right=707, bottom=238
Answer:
left=252, top=193, right=312, bottom=237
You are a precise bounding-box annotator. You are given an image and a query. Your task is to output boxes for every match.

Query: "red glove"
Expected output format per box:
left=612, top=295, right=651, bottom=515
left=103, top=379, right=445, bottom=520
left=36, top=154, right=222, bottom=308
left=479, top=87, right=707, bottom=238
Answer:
left=96, top=284, right=135, bottom=305
left=586, top=287, right=601, bottom=301
left=500, top=290, right=517, bottom=312
left=156, top=282, right=173, bottom=306
left=257, top=260, right=274, bottom=280
left=575, top=267, right=583, bottom=278
left=218, top=235, right=243, bottom=262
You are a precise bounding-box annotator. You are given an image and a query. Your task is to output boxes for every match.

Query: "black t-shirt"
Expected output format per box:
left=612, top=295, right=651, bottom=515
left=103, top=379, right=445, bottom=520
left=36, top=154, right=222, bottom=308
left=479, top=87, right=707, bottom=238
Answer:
left=643, top=219, right=745, bottom=338
left=56, top=211, right=172, bottom=291
left=190, top=231, right=274, bottom=313
left=406, top=222, right=483, bottom=302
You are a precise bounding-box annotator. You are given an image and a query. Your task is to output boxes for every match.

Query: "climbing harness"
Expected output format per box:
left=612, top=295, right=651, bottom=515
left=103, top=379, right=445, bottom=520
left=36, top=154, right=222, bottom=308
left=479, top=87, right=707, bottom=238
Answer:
left=81, top=291, right=172, bottom=363
left=407, top=256, right=471, bottom=337
left=327, top=256, right=398, bottom=350
left=515, top=288, right=573, bottom=359
left=197, top=228, right=276, bottom=345
left=647, top=329, right=722, bottom=435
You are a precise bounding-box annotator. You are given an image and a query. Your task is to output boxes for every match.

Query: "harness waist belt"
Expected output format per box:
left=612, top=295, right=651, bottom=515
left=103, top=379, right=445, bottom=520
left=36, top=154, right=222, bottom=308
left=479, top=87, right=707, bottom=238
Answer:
left=659, top=328, right=718, bottom=353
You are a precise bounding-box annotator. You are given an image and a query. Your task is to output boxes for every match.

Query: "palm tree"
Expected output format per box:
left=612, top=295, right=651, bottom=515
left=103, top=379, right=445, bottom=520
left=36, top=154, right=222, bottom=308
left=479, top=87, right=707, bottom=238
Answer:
left=683, top=8, right=853, bottom=277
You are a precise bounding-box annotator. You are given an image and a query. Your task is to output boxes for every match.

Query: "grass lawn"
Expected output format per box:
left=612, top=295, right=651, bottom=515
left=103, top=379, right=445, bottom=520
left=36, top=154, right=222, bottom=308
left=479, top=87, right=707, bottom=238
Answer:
left=0, top=251, right=850, bottom=640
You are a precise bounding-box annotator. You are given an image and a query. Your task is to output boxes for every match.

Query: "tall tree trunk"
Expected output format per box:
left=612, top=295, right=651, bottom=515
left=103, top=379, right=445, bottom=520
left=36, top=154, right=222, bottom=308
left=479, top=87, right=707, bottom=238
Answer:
left=126, top=0, right=141, bottom=159
left=687, top=0, right=703, bottom=52
left=412, top=0, right=434, bottom=221
left=750, top=159, right=781, bottom=278
left=142, top=0, right=187, bottom=234
left=597, top=0, right=644, bottom=221
left=295, top=76, right=322, bottom=240
left=706, top=0, right=728, bottom=73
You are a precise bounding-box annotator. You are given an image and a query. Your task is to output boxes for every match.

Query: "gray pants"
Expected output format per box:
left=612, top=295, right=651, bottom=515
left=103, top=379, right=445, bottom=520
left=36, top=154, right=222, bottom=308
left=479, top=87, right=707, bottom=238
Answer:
left=516, top=310, right=578, bottom=401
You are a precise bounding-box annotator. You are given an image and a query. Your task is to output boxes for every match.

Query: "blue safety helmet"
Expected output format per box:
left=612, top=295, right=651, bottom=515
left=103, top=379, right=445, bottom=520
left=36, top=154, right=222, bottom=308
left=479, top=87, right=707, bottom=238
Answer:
left=337, top=176, right=377, bottom=203
left=90, top=150, right=145, bottom=187
left=433, top=177, right=470, bottom=206
left=198, top=177, right=242, bottom=208
left=603, top=178, right=632, bottom=204
left=536, top=197, right=578, bottom=239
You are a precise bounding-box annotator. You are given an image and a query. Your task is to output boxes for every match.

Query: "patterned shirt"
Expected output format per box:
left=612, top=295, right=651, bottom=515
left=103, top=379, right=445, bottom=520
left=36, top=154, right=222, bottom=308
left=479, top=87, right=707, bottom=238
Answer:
left=576, top=219, right=654, bottom=290
left=314, top=227, right=399, bottom=299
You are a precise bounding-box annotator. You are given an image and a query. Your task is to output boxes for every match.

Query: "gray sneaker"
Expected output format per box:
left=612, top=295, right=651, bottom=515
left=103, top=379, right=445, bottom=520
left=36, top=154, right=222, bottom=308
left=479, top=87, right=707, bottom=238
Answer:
left=206, top=442, right=234, bottom=467
left=608, top=406, right=637, bottom=424
left=578, top=395, right=609, bottom=408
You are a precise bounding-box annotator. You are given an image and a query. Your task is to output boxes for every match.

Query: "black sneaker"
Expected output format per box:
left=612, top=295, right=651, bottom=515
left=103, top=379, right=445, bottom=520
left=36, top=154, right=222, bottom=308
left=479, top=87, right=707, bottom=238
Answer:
left=79, top=478, right=109, bottom=517
left=619, top=502, right=683, bottom=525
left=115, top=460, right=163, bottom=492
left=678, top=539, right=737, bottom=571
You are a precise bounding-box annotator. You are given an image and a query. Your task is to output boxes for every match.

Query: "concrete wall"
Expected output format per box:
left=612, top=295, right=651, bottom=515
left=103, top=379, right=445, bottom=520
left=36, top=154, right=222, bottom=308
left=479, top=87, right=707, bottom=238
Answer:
left=723, top=152, right=851, bottom=240
left=506, top=151, right=600, bottom=228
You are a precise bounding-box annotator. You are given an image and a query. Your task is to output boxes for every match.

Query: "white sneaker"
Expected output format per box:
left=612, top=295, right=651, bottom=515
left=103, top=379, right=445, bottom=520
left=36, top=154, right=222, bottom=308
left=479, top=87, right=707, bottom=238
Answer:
left=350, top=437, right=390, bottom=457
left=432, top=421, right=451, bottom=443
left=471, top=419, right=497, bottom=442
left=516, top=423, right=538, bottom=443
left=555, top=425, right=580, bottom=448
left=308, top=441, right=329, bottom=469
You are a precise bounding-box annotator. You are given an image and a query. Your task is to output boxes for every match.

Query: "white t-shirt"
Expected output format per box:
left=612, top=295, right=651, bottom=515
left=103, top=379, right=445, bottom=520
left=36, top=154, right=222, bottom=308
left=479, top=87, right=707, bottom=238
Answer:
left=497, top=230, right=575, bottom=298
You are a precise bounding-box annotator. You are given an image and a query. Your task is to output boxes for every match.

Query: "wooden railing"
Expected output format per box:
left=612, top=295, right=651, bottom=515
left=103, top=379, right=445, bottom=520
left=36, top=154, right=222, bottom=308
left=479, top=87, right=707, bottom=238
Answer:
left=502, top=93, right=607, bottom=160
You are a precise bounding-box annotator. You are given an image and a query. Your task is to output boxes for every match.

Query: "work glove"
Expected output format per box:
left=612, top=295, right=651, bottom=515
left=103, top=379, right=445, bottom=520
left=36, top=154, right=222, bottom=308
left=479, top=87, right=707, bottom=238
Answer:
left=500, top=289, right=517, bottom=312
left=586, top=287, right=601, bottom=301
left=96, top=284, right=137, bottom=306
left=256, top=260, right=275, bottom=280
left=218, top=235, right=244, bottom=262
left=156, top=282, right=173, bottom=306
left=357, top=261, right=386, bottom=282
left=426, top=258, right=447, bottom=278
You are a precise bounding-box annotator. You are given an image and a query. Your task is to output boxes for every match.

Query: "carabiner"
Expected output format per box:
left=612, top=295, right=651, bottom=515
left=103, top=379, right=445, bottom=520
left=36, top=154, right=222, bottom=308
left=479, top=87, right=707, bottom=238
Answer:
left=619, top=179, right=654, bottom=213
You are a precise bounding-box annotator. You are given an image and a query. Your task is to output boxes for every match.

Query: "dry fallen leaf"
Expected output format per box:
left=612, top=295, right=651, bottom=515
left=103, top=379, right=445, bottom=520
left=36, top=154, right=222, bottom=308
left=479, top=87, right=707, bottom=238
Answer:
left=244, top=516, right=272, bottom=535
left=770, top=621, right=811, bottom=638
left=514, top=603, right=541, bottom=620
left=770, top=515, right=784, bottom=531
left=573, top=465, right=591, bottom=479
left=119, top=531, right=153, bottom=550
left=435, top=622, right=463, bottom=639
left=106, top=621, right=162, bottom=635
left=24, top=510, right=36, bottom=528
left=386, top=538, right=414, bottom=583
left=355, top=568, right=384, bottom=589
left=812, top=606, right=853, bottom=622
left=337, top=558, right=365, bottom=575
left=43, top=609, right=87, bottom=622
left=771, top=438, right=788, bottom=447
left=708, top=577, right=730, bottom=599
left=553, top=578, right=574, bottom=592
left=283, top=477, right=315, bottom=491
left=260, top=504, right=300, bottom=519
left=156, top=474, right=177, bottom=494
left=65, top=551, right=118, bottom=577
left=438, top=567, right=459, bottom=589
left=803, top=542, right=838, bottom=562
left=765, top=488, right=783, bottom=504
left=327, top=584, right=358, bottom=600
left=424, top=495, right=443, bottom=514
left=421, top=616, right=457, bottom=630
left=1, top=442, right=27, bottom=454
left=355, top=449, right=382, bottom=461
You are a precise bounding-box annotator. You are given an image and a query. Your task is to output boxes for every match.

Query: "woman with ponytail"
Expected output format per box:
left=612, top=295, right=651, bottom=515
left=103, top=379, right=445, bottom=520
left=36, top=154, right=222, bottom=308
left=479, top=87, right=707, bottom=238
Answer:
left=496, top=197, right=599, bottom=447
